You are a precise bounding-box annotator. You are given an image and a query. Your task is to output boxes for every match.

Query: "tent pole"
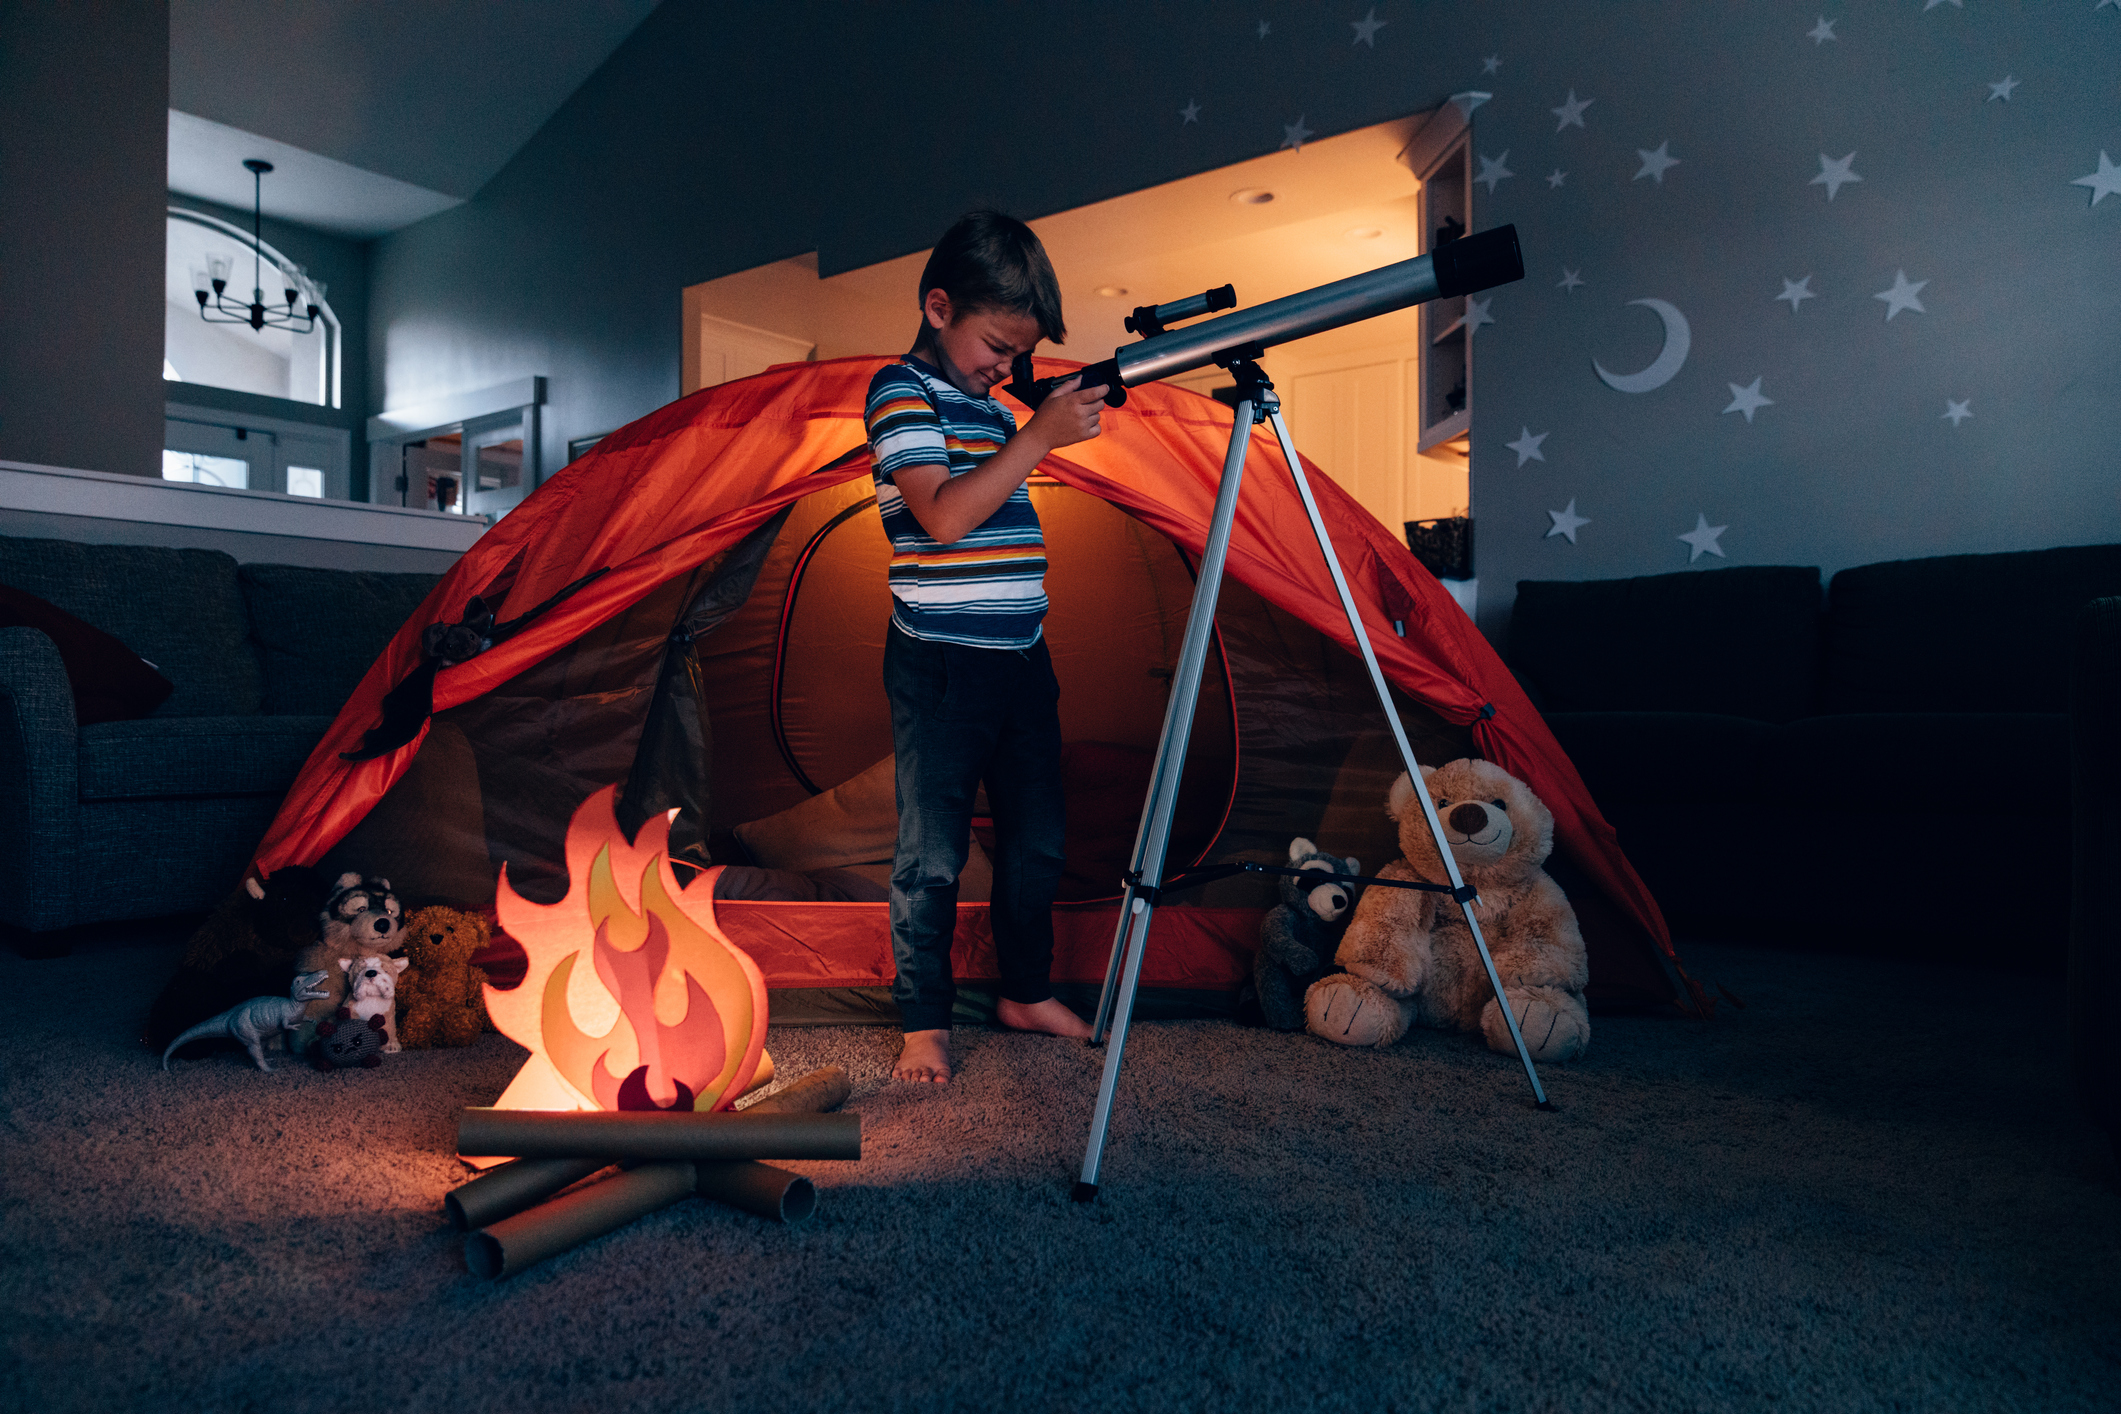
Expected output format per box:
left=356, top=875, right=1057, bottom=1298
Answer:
left=1259, top=406, right=1552, bottom=1111
left=1075, top=376, right=1260, bottom=1202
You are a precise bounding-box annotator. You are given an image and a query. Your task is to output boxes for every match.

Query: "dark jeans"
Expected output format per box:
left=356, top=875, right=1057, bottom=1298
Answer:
left=883, top=623, right=1066, bottom=1032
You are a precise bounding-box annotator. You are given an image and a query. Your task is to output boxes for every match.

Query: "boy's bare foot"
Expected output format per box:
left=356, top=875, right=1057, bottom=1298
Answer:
left=995, top=996, right=1093, bottom=1038
left=893, top=1028, right=952, bottom=1083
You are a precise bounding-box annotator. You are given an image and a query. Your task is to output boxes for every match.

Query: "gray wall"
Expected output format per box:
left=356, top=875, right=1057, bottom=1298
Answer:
left=0, top=0, right=170, bottom=478
left=367, top=1, right=2121, bottom=638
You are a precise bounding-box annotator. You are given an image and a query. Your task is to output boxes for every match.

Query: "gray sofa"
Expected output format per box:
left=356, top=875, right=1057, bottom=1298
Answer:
left=0, top=534, right=439, bottom=946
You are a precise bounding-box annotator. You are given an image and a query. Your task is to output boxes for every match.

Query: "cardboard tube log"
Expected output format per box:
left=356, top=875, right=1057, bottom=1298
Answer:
left=740, top=1065, right=851, bottom=1116
left=457, top=1107, right=861, bottom=1162
left=464, top=1161, right=696, bottom=1280
left=692, top=1160, right=816, bottom=1223
left=446, top=1156, right=609, bottom=1232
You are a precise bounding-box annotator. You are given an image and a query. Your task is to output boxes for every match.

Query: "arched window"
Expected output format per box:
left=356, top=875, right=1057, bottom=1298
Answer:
left=163, top=207, right=341, bottom=408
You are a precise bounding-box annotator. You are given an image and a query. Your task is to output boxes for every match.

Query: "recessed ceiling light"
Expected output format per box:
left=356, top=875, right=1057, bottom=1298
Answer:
left=1094, top=285, right=1129, bottom=298
left=1345, top=226, right=1384, bottom=240
left=1229, top=188, right=1276, bottom=205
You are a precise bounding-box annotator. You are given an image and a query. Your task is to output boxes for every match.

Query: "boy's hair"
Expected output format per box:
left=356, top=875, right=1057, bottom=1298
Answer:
left=917, top=210, right=1066, bottom=345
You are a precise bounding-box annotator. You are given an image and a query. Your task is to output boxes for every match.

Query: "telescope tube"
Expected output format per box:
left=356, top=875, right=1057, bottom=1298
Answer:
left=1103, top=224, right=1521, bottom=390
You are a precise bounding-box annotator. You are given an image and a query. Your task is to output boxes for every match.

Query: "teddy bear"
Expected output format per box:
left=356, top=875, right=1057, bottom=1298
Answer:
left=145, top=865, right=335, bottom=1053
left=395, top=905, right=494, bottom=1050
left=1304, top=758, right=1590, bottom=1062
left=1252, top=838, right=1361, bottom=1032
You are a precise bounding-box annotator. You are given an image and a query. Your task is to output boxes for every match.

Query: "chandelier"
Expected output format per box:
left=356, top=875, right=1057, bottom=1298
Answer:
left=192, top=159, right=325, bottom=333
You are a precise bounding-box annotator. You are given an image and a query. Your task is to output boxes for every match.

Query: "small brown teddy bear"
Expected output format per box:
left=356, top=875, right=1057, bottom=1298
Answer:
left=1304, top=758, right=1590, bottom=1061
left=394, top=905, right=494, bottom=1050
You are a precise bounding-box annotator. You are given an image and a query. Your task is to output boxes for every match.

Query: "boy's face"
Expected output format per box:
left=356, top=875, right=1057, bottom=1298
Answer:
left=921, top=288, right=1041, bottom=398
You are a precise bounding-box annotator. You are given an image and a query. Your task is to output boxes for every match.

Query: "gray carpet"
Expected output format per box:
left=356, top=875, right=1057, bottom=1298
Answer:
left=2, top=937, right=2115, bottom=1414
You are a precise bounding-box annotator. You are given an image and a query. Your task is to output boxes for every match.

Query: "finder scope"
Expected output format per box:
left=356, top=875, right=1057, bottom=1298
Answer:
left=1009, top=224, right=1523, bottom=412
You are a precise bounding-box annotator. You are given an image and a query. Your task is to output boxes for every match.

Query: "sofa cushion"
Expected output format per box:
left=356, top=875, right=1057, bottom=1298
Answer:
left=1823, top=544, right=2121, bottom=714
left=0, top=583, right=172, bottom=724
left=1753, top=712, right=2068, bottom=813
left=1512, top=567, right=1823, bottom=721
left=239, top=563, right=442, bottom=716
left=0, top=535, right=261, bottom=717
left=77, top=715, right=333, bottom=801
left=1544, top=712, right=1776, bottom=806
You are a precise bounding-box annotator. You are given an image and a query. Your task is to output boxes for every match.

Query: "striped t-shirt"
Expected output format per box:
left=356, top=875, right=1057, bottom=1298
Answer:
left=864, top=356, right=1048, bottom=649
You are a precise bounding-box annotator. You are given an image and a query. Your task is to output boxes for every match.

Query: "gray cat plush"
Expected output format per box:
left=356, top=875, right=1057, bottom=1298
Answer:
left=161, top=971, right=333, bottom=1072
left=1254, top=838, right=1361, bottom=1031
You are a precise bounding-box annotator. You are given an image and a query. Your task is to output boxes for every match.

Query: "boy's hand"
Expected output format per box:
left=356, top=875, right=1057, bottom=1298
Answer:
left=1027, top=375, right=1108, bottom=451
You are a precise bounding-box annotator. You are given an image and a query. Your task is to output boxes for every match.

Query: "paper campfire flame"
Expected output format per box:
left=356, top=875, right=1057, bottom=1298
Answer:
left=484, top=786, right=767, bottom=1117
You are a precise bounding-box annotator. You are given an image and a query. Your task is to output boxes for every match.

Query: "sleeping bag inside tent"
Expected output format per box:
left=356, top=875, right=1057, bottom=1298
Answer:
left=250, top=357, right=1699, bottom=1021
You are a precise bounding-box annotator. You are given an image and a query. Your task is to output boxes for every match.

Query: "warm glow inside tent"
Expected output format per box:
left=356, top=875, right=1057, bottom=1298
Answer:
left=251, top=357, right=1701, bottom=1020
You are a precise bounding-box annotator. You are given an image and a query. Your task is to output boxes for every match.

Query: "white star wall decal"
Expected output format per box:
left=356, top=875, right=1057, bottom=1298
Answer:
left=1506, top=427, right=1549, bottom=465
left=1777, top=276, right=1817, bottom=311
left=1678, top=514, right=1728, bottom=562
left=1475, top=152, right=1514, bottom=193
left=1875, top=270, right=1928, bottom=319
left=1281, top=116, right=1314, bottom=152
left=1634, top=142, right=1679, bottom=184
left=1943, top=398, right=1973, bottom=426
left=1482, top=54, right=1502, bottom=74
left=2072, top=151, right=2121, bottom=205
left=1811, top=152, right=1863, bottom=200
left=1257, top=19, right=1271, bottom=38
left=1552, top=91, right=1593, bottom=131
left=1923, top=0, right=1962, bottom=9
left=1723, top=377, right=1774, bottom=422
left=1351, top=8, right=1386, bottom=46
left=1547, top=500, right=1589, bottom=543
left=1559, top=268, right=1584, bottom=292
left=1463, top=295, right=1494, bottom=335
left=1547, top=169, right=1566, bottom=188
left=1807, top=17, right=1837, bottom=43
left=1180, top=100, right=1201, bottom=124
left=1987, top=76, right=2019, bottom=102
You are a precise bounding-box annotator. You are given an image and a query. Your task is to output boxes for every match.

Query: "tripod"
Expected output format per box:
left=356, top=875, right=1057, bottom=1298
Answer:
left=1073, top=355, right=1553, bottom=1203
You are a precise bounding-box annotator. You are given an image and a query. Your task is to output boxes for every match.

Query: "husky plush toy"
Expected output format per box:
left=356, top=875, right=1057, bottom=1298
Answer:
left=293, top=874, right=403, bottom=1026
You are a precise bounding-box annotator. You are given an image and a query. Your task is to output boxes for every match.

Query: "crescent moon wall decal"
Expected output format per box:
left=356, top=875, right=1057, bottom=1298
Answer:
left=1594, top=298, right=1691, bottom=393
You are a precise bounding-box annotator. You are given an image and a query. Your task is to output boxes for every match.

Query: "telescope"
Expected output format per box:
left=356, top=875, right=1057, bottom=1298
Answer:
left=1061, top=219, right=1553, bottom=1204
left=1009, top=224, right=1523, bottom=410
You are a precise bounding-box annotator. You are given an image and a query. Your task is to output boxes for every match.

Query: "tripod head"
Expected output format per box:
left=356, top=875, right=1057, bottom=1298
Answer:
left=1005, top=225, right=1524, bottom=415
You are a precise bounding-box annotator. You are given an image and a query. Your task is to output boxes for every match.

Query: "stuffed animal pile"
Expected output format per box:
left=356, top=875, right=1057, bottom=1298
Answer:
left=148, top=872, right=504, bottom=1074
left=1305, top=758, right=1591, bottom=1061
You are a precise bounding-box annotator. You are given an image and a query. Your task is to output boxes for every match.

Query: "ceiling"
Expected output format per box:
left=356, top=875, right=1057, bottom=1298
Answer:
left=167, top=0, right=661, bottom=238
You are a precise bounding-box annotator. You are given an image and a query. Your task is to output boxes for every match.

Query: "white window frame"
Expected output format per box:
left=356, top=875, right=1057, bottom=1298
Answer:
left=166, top=205, right=343, bottom=410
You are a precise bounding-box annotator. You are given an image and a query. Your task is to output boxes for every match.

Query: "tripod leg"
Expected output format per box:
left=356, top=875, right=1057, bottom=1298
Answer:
left=1077, top=395, right=1260, bottom=1199
left=1262, top=409, right=1553, bottom=1111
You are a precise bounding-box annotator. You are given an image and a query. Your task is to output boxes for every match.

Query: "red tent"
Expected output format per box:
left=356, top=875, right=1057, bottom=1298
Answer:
left=251, top=357, right=1704, bottom=1017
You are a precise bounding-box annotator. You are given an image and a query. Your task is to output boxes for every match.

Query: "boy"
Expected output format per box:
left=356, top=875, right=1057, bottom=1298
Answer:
left=863, top=210, right=1109, bottom=1084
